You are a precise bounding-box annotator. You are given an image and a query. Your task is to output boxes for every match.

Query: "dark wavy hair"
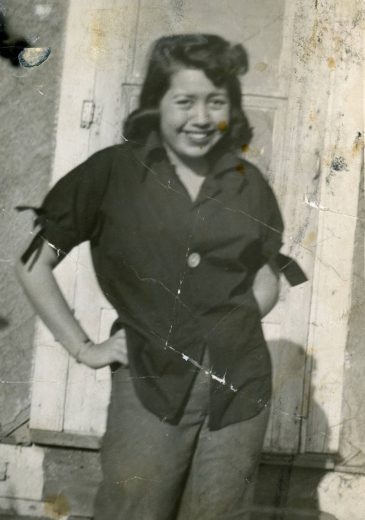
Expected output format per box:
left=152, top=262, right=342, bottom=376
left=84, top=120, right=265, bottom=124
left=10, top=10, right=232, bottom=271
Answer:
left=123, top=34, right=253, bottom=150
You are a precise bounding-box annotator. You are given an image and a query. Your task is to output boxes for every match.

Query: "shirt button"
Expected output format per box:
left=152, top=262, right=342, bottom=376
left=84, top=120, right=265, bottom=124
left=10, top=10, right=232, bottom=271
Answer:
left=187, top=252, right=201, bottom=268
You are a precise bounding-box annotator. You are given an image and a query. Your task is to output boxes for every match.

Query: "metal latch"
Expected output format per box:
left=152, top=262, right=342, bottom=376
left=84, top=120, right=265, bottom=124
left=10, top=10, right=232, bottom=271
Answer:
left=81, top=100, right=95, bottom=129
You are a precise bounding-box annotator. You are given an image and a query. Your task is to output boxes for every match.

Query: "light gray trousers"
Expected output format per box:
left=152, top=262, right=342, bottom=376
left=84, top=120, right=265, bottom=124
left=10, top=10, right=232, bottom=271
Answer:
left=94, top=352, right=270, bottom=520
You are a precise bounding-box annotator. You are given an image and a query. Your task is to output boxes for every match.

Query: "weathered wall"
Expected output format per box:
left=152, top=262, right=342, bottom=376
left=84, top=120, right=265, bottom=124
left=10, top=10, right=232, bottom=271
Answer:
left=0, top=0, right=69, bottom=436
left=340, top=169, right=365, bottom=466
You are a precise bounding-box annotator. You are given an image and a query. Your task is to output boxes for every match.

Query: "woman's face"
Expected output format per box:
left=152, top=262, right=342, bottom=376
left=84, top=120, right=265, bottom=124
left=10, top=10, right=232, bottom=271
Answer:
left=159, top=68, right=231, bottom=160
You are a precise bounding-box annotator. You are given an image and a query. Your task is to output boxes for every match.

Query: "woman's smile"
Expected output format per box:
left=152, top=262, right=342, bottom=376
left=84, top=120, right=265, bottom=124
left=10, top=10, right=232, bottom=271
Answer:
left=183, top=129, right=216, bottom=144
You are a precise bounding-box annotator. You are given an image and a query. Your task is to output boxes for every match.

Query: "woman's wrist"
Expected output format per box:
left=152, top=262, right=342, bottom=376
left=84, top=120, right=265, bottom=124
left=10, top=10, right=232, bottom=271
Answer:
left=74, top=338, right=94, bottom=364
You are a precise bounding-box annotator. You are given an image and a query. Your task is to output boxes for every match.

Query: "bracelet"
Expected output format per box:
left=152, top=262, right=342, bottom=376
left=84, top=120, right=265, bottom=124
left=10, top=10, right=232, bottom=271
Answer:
left=74, top=338, right=93, bottom=364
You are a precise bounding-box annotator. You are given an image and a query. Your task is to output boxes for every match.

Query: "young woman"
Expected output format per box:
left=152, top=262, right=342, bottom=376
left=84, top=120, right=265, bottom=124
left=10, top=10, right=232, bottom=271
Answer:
left=16, top=34, right=297, bottom=520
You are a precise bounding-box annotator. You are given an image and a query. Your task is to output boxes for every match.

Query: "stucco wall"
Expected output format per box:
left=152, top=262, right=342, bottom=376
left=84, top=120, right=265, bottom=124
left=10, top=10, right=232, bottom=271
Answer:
left=340, top=171, right=365, bottom=465
left=0, top=0, right=69, bottom=436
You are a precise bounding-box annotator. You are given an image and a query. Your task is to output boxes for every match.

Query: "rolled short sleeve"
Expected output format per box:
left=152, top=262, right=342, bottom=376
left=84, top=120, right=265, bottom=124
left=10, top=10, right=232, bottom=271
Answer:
left=18, top=147, right=115, bottom=268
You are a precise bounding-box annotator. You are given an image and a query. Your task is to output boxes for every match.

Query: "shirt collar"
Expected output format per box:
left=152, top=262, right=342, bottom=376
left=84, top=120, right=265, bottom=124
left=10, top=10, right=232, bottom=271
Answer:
left=131, top=129, right=246, bottom=182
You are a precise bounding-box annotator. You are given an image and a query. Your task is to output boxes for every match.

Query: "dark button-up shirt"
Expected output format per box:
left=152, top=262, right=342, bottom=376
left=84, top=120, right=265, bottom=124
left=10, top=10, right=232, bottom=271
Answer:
left=21, top=130, right=289, bottom=430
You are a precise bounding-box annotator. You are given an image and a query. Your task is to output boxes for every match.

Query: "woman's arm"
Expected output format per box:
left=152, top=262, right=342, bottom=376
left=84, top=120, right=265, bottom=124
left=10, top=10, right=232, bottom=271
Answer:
left=15, top=242, right=128, bottom=368
left=252, top=262, right=280, bottom=318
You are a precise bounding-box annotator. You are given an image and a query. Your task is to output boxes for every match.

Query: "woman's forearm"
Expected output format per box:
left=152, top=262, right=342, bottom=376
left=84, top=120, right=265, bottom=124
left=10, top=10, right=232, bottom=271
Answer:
left=16, top=243, right=129, bottom=370
left=252, top=262, right=280, bottom=317
left=15, top=250, right=89, bottom=359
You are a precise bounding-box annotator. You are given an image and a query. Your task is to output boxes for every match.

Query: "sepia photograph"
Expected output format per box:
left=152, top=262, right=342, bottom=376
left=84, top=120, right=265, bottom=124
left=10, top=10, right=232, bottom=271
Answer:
left=0, top=0, right=364, bottom=519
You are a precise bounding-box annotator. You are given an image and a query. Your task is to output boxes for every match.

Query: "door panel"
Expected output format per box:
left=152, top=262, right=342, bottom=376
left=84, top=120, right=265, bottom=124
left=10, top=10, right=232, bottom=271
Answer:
left=67, top=0, right=303, bottom=449
left=31, top=0, right=302, bottom=451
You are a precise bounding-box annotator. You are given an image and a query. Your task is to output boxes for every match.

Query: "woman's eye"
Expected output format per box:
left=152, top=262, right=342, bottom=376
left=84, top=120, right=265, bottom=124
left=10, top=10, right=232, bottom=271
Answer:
left=209, top=98, right=226, bottom=108
left=176, top=99, right=193, bottom=108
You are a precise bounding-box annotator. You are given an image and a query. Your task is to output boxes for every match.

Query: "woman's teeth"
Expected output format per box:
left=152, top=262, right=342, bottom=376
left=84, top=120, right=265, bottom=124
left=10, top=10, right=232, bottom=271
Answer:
left=187, top=132, right=211, bottom=141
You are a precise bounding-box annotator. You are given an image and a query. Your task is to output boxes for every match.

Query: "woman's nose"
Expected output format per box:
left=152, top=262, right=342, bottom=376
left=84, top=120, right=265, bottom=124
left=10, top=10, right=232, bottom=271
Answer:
left=192, top=102, right=211, bottom=126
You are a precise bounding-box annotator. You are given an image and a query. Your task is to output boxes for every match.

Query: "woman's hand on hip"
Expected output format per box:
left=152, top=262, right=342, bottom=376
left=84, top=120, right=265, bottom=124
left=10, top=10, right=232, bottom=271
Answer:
left=78, top=330, right=129, bottom=369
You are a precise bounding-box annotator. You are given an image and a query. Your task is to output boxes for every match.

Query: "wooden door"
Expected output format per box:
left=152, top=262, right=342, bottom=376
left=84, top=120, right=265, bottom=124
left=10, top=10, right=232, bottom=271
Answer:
left=29, top=0, right=362, bottom=461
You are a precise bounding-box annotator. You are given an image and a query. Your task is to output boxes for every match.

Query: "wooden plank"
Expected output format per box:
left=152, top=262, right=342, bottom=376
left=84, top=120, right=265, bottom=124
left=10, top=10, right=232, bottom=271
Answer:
left=30, top=430, right=101, bottom=450
left=63, top=299, right=114, bottom=437
left=29, top=317, right=70, bottom=432
left=63, top=358, right=111, bottom=436
left=305, top=0, right=364, bottom=453
left=29, top=0, right=100, bottom=433
left=262, top=452, right=336, bottom=470
left=63, top=245, right=112, bottom=436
